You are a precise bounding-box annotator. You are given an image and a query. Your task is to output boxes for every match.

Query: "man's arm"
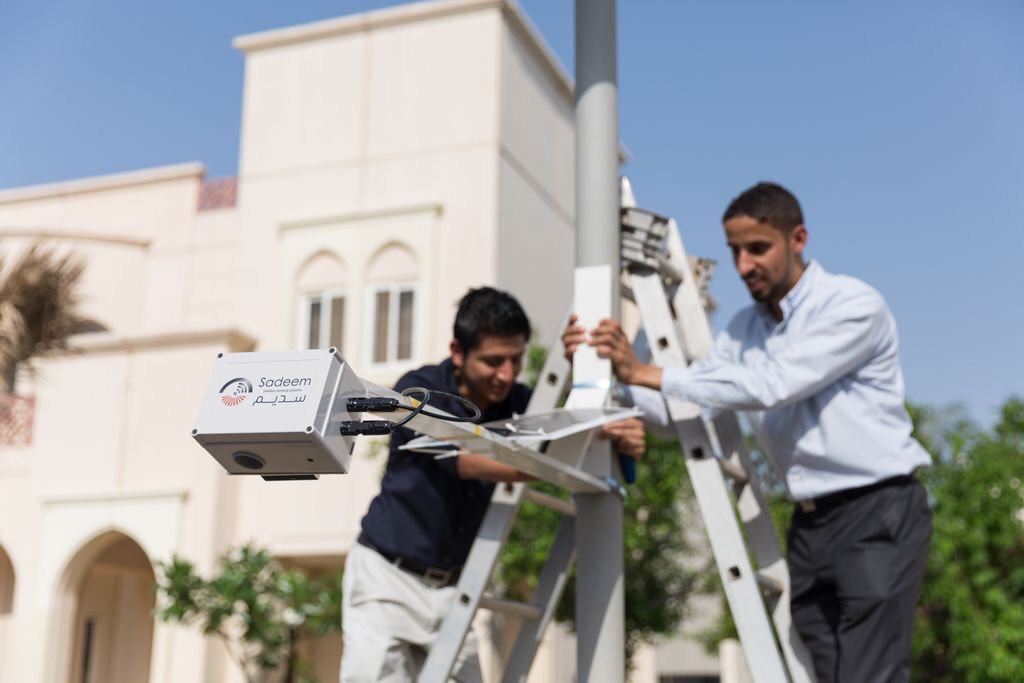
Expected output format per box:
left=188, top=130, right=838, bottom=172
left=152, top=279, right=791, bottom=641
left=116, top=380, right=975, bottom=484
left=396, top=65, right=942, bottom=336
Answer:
left=589, top=289, right=893, bottom=411
left=456, top=451, right=533, bottom=482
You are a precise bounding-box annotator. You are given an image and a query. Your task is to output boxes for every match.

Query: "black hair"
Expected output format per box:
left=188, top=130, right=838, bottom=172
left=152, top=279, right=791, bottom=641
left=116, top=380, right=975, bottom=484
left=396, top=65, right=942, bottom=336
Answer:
left=453, top=287, right=531, bottom=352
left=722, top=182, right=804, bottom=233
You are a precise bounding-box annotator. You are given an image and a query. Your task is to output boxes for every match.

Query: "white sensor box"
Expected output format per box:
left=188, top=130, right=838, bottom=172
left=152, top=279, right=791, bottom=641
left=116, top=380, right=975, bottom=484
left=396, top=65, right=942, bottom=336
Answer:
left=192, top=349, right=362, bottom=479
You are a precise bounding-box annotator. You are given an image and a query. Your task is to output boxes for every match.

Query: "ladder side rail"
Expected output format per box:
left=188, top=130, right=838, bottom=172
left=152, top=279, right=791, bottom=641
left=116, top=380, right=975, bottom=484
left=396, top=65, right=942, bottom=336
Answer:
left=500, top=499, right=578, bottom=682
left=421, top=483, right=529, bottom=682
left=663, top=220, right=715, bottom=361
left=713, top=414, right=817, bottom=683
left=421, top=433, right=587, bottom=683
left=420, top=329, right=574, bottom=681
left=712, top=415, right=783, bottom=568
left=527, top=334, right=573, bottom=410
left=663, top=220, right=778, bottom=524
left=630, top=272, right=789, bottom=683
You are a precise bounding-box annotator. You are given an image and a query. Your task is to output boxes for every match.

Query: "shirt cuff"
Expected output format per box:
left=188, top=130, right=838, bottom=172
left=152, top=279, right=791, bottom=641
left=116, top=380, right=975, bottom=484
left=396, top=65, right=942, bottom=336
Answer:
left=433, top=448, right=461, bottom=477
left=661, top=365, right=695, bottom=403
left=620, top=384, right=675, bottom=438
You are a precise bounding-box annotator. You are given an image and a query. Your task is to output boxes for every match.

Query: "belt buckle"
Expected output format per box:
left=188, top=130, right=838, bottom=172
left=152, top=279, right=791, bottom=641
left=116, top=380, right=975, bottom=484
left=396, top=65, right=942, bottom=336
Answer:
left=799, top=499, right=816, bottom=513
left=423, top=567, right=454, bottom=586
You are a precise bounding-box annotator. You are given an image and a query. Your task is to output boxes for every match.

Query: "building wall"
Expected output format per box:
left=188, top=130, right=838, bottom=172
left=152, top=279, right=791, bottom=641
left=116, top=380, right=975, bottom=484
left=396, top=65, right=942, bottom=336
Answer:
left=234, top=3, right=507, bottom=362
left=495, top=8, right=577, bottom=348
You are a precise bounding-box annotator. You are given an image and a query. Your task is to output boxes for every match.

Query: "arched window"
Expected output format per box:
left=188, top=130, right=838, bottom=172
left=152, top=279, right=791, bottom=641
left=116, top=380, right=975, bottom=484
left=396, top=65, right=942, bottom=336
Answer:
left=365, top=244, right=419, bottom=365
left=296, top=252, right=348, bottom=352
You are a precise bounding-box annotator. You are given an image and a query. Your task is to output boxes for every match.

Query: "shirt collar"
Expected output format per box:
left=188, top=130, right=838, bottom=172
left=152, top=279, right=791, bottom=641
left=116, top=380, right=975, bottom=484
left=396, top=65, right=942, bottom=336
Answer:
left=438, top=357, right=460, bottom=393
left=756, top=259, right=819, bottom=325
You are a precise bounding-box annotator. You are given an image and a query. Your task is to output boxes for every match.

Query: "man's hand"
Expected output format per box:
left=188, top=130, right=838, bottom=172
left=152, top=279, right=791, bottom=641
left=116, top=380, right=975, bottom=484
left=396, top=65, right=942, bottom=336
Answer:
left=561, top=313, right=587, bottom=361
left=600, top=416, right=645, bottom=460
left=588, top=319, right=664, bottom=389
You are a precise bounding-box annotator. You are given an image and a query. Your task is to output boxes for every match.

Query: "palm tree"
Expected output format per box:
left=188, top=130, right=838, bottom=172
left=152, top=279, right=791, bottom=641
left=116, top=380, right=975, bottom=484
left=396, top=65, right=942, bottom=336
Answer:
left=0, top=242, right=104, bottom=394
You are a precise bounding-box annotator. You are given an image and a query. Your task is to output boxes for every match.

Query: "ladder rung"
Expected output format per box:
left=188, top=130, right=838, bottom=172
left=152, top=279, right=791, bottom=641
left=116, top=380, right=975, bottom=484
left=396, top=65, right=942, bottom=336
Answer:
left=523, top=488, right=576, bottom=516
left=755, top=570, right=783, bottom=596
left=718, top=457, right=749, bottom=484
left=480, top=595, right=543, bottom=620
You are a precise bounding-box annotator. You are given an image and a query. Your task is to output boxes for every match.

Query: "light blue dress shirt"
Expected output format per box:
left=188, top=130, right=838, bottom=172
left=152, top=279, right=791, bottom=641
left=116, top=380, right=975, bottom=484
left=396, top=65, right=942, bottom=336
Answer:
left=657, top=260, right=931, bottom=500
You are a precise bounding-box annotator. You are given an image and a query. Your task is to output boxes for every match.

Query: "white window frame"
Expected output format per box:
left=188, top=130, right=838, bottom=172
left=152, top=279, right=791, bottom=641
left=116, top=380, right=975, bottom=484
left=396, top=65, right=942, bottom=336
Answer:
left=297, top=288, right=347, bottom=352
left=364, top=283, right=418, bottom=369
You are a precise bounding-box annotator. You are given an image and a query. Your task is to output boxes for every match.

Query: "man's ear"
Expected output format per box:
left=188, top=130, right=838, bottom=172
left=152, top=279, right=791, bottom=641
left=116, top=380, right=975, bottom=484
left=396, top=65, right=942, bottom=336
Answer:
left=450, top=340, right=465, bottom=370
left=790, top=223, right=808, bottom=257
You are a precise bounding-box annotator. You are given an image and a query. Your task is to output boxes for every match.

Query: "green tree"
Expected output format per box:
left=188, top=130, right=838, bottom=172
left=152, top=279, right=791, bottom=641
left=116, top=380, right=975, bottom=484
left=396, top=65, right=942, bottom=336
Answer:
left=913, top=397, right=1024, bottom=681
left=155, top=545, right=343, bottom=683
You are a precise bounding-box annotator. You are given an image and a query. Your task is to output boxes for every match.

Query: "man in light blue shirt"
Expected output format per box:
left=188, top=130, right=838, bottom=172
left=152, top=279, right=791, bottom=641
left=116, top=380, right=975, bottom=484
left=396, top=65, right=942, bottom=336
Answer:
left=567, top=182, right=932, bottom=682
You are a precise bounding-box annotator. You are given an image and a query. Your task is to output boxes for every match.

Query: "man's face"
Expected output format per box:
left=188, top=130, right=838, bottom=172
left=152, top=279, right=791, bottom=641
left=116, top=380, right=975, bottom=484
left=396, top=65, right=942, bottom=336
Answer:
left=451, top=333, right=527, bottom=410
left=724, top=214, right=807, bottom=307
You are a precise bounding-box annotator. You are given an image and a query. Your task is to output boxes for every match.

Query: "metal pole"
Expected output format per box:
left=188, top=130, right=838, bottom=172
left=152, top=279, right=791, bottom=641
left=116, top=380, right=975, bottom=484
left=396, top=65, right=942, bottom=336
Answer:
left=575, top=0, right=620, bottom=309
left=574, top=1, right=624, bottom=681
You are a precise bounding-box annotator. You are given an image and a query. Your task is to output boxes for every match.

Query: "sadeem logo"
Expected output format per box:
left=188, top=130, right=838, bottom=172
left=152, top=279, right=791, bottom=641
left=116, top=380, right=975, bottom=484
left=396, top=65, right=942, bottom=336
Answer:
left=219, top=378, right=254, bottom=406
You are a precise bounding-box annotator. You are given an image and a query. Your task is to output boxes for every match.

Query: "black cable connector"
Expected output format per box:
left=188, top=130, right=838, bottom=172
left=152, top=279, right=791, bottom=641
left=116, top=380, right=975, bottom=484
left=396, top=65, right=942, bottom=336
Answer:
left=338, top=387, right=481, bottom=437
left=346, top=397, right=400, bottom=412
left=339, top=420, right=394, bottom=436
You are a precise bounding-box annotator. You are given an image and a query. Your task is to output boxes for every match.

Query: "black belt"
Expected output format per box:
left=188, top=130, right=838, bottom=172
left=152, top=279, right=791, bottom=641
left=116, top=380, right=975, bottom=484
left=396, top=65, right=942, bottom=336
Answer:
left=358, top=538, right=461, bottom=587
left=796, top=474, right=915, bottom=513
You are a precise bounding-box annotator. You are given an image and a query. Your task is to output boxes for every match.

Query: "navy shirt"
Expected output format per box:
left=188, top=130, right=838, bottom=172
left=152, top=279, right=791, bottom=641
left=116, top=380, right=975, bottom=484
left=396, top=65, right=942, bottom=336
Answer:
left=358, top=358, right=532, bottom=570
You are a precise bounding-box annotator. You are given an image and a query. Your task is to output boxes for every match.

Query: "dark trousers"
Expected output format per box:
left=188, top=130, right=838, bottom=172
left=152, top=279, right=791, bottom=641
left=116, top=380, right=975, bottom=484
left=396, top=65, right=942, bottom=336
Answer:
left=787, top=476, right=932, bottom=683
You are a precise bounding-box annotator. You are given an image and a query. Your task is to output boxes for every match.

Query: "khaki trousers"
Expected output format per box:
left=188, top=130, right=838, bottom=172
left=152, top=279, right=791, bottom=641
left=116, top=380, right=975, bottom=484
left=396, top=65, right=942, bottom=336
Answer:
left=341, top=543, right=482, bottom=683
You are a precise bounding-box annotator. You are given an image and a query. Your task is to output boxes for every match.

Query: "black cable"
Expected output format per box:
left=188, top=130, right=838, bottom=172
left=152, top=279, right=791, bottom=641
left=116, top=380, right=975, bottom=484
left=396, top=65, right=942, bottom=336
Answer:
left=391, top=387, right=429, bottom=429
left=412, top=388, right=481, bottom=422
left=389, top=386, right=481, bottom=423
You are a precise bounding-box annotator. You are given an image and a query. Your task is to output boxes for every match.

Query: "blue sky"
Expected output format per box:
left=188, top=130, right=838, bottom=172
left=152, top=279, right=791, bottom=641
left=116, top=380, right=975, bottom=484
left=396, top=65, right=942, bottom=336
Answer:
left=1, top=0, right=1021, bottom=425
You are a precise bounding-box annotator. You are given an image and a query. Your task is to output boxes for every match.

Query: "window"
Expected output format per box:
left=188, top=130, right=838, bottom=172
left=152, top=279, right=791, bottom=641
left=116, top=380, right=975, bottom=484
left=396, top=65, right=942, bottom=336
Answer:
left=295, top=253, right=348, bottom=353
left=303, top=290, right=346, bottom=352
left=365, top=243, right=419, bottom=366
left=370, top=286, right=415, bottom=363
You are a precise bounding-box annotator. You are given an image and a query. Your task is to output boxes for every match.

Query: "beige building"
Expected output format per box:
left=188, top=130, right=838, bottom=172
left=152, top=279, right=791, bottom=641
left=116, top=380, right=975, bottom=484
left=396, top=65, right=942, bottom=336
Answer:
left=0, top=1, right=723, bottom=681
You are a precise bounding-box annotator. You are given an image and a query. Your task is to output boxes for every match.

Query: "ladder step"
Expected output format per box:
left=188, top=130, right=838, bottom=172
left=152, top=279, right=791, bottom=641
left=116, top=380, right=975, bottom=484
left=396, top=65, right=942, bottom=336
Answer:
left=718, top=457, right=749, bottom=484
left=756, top=570, right=783, bottom=596
left=480, top=595, right=543, bottom=620
left=522, top=488, right=576, bottom=516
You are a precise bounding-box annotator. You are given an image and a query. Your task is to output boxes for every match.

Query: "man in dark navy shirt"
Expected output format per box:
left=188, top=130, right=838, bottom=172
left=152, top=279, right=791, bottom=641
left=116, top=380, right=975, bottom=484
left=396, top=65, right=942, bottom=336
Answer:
left=341, top=287, right=643, bottom=683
